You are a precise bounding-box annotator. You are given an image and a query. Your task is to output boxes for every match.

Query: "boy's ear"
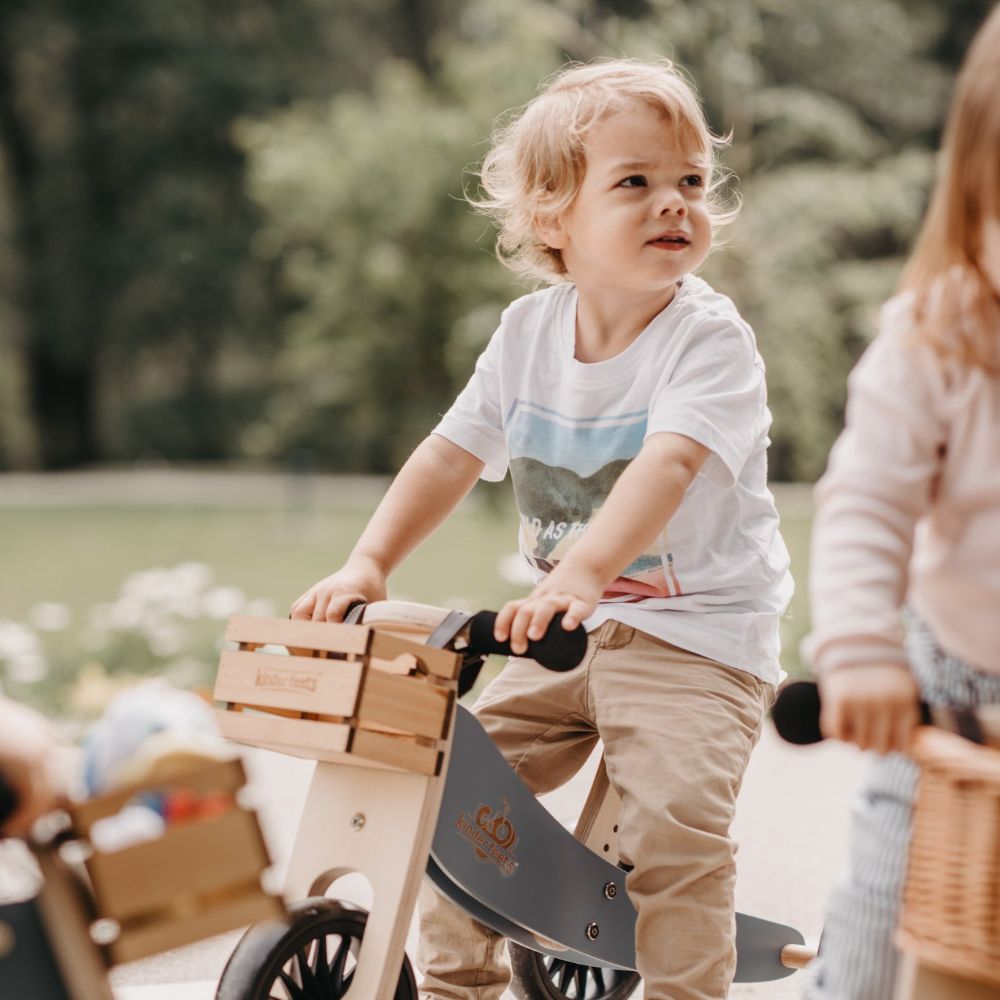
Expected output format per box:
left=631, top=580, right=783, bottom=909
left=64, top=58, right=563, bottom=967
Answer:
left=533, top=212, right=569, bottom=250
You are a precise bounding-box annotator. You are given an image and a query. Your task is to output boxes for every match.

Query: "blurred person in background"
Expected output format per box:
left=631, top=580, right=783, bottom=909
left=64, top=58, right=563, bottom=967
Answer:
left=802, top=6, right=1000, bottom=998
left=0, top=696, right=64, bottom=837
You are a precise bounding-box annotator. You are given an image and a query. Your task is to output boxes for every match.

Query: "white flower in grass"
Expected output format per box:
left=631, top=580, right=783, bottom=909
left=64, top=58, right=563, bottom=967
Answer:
left=120, top=568, right=164, bottom=602
left=145, top=622, right=186, bottom=657
left=0, top=620, right=49, bottom=684
left=171, top=592, right=206, bottom=619
left=202, top=586, right=246, bottom=620
left=29, top=602, right=72, bottom=632
left=171, top=562, right=214, bottom=593
left=6, top=654, right=49, bottom=684
left=88, top=603, right=113, bottom=633
left=107, top=596, right=145, bottom=631
left=0, top=621, right=41, bottom=659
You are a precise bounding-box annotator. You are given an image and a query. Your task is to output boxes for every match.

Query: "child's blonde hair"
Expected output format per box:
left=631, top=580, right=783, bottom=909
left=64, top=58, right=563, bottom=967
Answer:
left=901, top=5, right=1000, bottom=371
left=473, top=58, right=733, bottom=284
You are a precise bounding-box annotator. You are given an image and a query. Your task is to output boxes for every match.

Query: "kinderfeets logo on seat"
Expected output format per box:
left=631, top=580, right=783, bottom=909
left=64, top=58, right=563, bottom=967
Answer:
left=456, top=796, right=519, bottom=876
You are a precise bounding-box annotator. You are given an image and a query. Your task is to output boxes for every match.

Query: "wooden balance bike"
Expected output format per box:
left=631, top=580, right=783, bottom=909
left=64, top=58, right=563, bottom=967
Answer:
left=212, top=600, right=812, bottom=1000
left=0, top=756, right=282, bottom=1000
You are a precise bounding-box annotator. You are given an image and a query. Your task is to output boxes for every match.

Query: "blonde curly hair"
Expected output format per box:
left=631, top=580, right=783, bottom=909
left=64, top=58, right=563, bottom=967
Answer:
left=471, top=58, right=734, bottom=285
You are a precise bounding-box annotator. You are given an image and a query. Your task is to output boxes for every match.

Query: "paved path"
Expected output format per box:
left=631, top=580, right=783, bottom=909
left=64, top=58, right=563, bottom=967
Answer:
left=109, top=725, right=867, bottom=999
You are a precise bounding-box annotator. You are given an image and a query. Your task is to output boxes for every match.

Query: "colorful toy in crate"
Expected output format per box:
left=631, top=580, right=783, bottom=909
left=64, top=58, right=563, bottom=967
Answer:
left=0, top=683, right=283, bottom=1000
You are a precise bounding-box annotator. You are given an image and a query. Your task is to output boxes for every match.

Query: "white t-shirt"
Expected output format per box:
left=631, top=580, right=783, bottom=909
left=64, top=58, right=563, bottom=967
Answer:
left=434, top=276, right=793, bottom=683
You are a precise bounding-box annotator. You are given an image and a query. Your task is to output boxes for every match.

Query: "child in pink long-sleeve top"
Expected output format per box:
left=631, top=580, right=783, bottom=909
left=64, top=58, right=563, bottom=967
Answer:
left=802, top=8, right=1000, bottom=998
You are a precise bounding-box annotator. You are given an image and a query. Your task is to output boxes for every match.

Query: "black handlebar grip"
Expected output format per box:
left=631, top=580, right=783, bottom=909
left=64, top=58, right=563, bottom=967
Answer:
left=0, top=771, right=19, bottom=831
left=467, top=611, right=588, bottom=672
left=772, top=680, right=932, bottom=746
left=771, top=681, right=825, bottom=745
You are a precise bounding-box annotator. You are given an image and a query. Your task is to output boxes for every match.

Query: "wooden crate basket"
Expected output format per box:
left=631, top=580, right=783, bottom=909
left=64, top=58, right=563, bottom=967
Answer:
left=68, top=757, right=283, bottom=965
left=213, top=616, right=461, bottom=776
left=896, top=729, right=1000, bottom=988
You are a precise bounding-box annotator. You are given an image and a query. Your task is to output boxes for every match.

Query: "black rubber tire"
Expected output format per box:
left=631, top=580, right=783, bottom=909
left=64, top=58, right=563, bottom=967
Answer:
left=509, top=942, right=641, bottom=1000
left=215, top=897, right=417, bottom=1000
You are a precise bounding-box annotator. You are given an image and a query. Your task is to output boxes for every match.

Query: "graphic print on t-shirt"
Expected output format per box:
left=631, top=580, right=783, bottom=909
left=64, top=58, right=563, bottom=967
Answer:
left=506, top=400, right=683, bottom=598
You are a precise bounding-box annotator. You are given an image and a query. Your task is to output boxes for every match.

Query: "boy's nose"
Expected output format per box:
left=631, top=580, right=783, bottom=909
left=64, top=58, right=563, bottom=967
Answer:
left=657, top=189, right=686, bottom=216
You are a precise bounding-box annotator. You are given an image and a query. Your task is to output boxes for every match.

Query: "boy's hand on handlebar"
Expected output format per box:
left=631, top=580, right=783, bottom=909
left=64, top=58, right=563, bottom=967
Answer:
left=290, top=557, right=388, bottom=622
left=819, top=664, right=921, bottom=755
left=495, top=565, right=602, bottom=655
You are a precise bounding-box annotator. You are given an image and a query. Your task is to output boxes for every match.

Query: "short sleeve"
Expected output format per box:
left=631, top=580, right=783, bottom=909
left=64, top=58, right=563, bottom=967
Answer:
left=432, top=321, right=509, bottom=482
left=646, top=315, right=766, bottom=487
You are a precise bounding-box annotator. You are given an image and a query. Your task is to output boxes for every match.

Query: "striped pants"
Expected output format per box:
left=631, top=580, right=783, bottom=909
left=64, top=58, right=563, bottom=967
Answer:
left=803, top=613, right=1000, bottom=1000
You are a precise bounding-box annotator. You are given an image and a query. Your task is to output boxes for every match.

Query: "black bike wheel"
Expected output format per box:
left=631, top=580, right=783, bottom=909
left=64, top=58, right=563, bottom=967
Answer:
left=509, top=942, right=641, bottom=1000
left=215, top=897, right=417, bottom=1000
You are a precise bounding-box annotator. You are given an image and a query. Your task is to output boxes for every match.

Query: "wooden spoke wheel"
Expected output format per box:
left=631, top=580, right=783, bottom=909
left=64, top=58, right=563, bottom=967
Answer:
left=216, top=897, right=417, bottom=1000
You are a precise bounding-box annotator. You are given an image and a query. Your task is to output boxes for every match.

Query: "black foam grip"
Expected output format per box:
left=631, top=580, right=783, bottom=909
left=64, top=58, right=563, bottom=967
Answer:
left=771, top=680, right=932, bottom=746
left=771, top=681, right=824, bottom=745
left=467, top=611, right=588, bottom=672
left=0, top=772, right=19, bottom=831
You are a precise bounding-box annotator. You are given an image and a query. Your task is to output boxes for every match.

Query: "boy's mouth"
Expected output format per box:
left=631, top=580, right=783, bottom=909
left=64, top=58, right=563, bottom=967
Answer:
left=648, top=231, right=690, bottom=248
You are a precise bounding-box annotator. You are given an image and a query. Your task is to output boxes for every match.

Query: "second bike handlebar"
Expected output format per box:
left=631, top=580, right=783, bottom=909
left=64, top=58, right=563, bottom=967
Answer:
left=771, top=680, right=999, bottom=747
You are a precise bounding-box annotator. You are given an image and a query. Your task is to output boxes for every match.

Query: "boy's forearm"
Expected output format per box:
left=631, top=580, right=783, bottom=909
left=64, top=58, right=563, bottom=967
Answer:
left=348, top=434, right=484, bottom=577
left=558, top=434, right=707, bottom=585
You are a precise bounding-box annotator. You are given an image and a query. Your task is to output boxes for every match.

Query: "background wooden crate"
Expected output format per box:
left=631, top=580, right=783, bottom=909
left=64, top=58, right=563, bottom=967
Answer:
left=214, top=616, right=460, bottom=775
left=68, top=758, right=283, bottom=965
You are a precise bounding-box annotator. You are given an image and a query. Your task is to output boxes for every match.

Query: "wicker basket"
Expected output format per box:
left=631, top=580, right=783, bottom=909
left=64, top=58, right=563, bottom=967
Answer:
left=896, top=728, right=1000, bottom=988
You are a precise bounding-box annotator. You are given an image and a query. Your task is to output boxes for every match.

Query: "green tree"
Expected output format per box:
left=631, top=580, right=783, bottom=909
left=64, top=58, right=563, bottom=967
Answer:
left=235, top=5, right=572, bottom=469
left=241, top=0, right=981, bottom=478
left=0, top=0, right=433, bottom=468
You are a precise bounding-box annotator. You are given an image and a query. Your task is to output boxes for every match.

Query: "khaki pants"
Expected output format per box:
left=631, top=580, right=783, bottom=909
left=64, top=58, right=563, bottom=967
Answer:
left=417, top=620, right=773, bottom=1000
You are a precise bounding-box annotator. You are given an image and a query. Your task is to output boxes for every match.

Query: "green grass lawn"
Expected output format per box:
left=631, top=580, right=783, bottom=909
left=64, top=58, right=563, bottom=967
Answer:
left=0, top=476, right=813, bottom=716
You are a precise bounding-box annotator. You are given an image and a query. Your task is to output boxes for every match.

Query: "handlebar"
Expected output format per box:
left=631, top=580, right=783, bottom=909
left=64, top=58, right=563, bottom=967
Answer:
left=771, top=680, right=999, bottom=747
left=356, top=600, right=588, bottom=673
left=465, top=610, right=588, bottom=672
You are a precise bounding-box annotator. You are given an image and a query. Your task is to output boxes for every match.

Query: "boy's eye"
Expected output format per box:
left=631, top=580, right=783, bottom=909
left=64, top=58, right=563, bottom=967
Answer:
left=680, top=174, right=704, bottom=188
left=618, top=175, right=647, bottom=188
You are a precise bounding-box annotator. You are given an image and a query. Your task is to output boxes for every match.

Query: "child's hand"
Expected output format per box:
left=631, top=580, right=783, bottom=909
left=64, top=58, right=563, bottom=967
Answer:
left=819, top=664, right=921, bottom=755
left=0, top=698, right=65, bottom=837
left=290, top=557, right=388, bottom=622
left=494, top=565, right=602, bottom=655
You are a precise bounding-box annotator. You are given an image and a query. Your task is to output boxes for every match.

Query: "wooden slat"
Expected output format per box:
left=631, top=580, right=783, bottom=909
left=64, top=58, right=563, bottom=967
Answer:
left=368, top=631, right=460, bottom=680
left=108, top=889, right=283, bottom=965
left=70, top=758, right=247, bottom=836
left=87, top=808, right=269, bottom=922
left=225, top=615, right=371, bottom=655
left=214, top=649, right=363, bottom=716
left=358, top=669, right=452, bottom=740
left=216, top=708, right=351, bottom=758
left=370, top=655, right=417, bottom=675
left=350, top=729, right=440, bottom=776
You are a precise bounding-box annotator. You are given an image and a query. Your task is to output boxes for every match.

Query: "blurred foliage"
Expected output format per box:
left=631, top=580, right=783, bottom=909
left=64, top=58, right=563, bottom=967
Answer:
left=0, top=0, right=995, bottom=476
